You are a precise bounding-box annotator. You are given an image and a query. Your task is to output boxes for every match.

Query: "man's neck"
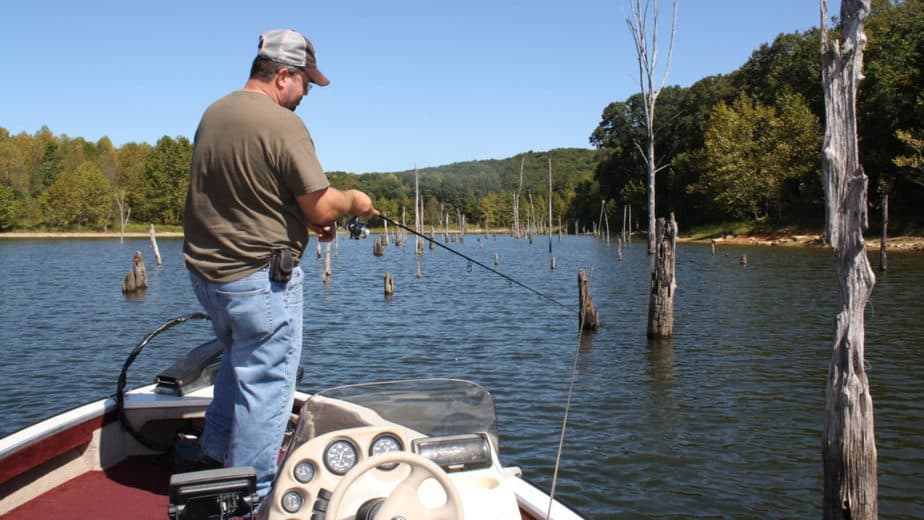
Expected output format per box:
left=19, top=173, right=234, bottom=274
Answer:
left=241, top=79, right=278, bottom=104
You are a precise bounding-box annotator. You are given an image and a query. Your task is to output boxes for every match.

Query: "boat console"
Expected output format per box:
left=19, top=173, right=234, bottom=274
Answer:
left=259, top=379, right=522, bottom=519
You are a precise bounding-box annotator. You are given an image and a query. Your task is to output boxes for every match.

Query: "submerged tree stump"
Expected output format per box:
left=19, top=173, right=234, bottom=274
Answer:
left=820, top=1, right=878, bottom=518
left=647, top=213, right=677, bottom=339
left=373, top=237, right=385, bottom=256
left=122, top=251, right=148, bottom=292
left=578, top=268, right=598, bottom=331
left=384, top=272, right=394, bottom=295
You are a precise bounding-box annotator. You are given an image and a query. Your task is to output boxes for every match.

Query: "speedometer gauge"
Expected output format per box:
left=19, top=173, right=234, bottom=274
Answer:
left=370, top=434, right=403, bottom=470
left=324, top=439, right=358, bottom=475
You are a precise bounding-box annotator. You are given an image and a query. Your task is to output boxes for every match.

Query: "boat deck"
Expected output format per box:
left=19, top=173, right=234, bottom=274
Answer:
left=0, top=455, right=171, bottom=520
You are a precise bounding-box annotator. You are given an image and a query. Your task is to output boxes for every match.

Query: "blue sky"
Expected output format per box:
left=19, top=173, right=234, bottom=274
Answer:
left=2, top=1, right=839, bottom=174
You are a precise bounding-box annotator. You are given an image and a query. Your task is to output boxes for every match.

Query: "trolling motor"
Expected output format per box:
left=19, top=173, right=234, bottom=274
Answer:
left=345, top=217, right=369, bottom=239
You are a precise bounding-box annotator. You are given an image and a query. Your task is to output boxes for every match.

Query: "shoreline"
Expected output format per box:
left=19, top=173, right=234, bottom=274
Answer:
left=0, top=231, right=184, bottom=239
left=2, top=230, right=922, bottom=251
left=679, top=233, right=924, bottom=251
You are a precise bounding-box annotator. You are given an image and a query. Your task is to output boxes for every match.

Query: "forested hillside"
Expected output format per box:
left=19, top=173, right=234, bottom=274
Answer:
left=325, top=148, right=597, bottom=229
left=1, top=0, right=920, bottom=233
left=590, top=0, right=923, bottom=232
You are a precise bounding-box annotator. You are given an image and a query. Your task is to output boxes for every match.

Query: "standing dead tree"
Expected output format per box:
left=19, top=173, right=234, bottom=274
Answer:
left=879, top=194, right=887, bottom=271
left=646, top=213, right=677, bottom=339
left=626, top=0, right=677, bottom=255
left=578, top=268, right=598, bottom=331
left=114, top=189, right=130, bottom=244
left=514, top=157, right=525, bottom=239
left=820, top=1, right=878, bottom=518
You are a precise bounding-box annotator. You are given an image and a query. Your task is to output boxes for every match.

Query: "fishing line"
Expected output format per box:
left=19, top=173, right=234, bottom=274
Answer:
left=377, top=213, right=569, bottom=309
left=545, top=201, right=607, bottom=519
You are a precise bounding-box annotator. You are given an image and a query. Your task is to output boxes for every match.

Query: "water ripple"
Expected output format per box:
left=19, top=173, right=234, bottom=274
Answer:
left=1, top=237, right=922, bottom=517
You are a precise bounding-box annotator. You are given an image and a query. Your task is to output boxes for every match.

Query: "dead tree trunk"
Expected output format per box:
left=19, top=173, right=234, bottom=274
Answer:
left=820, top=1, right=878, bottom=518
left=548, top=155, right=554, bottom=254
left=578, top=268, right=598, bottom=331
left=879, top=194, right=887, bottom=272
left=647, top=213, right=677, bottom=339
left=122, top=251, right=148, bottom=292
left=626, top=0, right=677, bottom=255
left=323, top=243, right=332, bottom=283
left=149, top=224, right=162, bottom=266
left=114, top=189, right=129, bottom=244
left=414, top=167, right=423, bottom=256
left=384, top=272, right=394, bottom=295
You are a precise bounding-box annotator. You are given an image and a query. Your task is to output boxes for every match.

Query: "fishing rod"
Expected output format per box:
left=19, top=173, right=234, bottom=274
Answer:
left=372, top=213, right=569, bottom=310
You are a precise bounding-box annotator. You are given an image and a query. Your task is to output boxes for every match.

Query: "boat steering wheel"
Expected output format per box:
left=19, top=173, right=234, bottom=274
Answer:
left=326, top=452, right=464, bottom=520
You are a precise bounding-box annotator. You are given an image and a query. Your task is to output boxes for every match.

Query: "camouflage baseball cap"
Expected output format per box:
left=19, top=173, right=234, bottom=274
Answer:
left=257, top=29, right=330, bottom=86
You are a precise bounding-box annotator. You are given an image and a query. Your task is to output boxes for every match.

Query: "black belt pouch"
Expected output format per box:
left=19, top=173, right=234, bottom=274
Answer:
left=270, top=248, right=293, bottom=283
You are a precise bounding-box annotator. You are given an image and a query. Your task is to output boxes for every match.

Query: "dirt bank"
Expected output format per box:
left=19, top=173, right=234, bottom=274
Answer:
left=682, top=233, right=924, bottom=252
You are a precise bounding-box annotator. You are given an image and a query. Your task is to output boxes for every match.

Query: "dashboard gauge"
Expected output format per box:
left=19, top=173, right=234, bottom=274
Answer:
left=324, top=439, right=359, bottom=475
left=370, top=434, right=403, bottom=470
left=293, top=460, right=315, bottom=483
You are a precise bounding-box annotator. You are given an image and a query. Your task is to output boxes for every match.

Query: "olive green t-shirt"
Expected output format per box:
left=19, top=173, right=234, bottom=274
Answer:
left=183, top=90, right=330, bottom=283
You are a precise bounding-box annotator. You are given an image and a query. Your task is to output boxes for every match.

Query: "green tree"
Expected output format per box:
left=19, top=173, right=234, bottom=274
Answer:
left=894, top=129, right=924, bottom=186
left=0, top=182, right=19, bottom=230
left=143, top=136, right=192, bottom=224
left=690, top=92, right=820, bottom=220
left=478, top=191, right=513, bottom=229
left=858, top=0, right=924, bottom=224
left=115, top=142, right=154, bottom=218
left=39, top=161, right=111, bottom=228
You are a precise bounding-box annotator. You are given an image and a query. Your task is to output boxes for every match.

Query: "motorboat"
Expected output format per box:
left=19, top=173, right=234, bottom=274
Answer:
left=0, top=315, right=584, bottom=520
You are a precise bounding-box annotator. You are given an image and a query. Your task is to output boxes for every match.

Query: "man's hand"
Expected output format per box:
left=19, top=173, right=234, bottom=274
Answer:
left=309, top=223, right=337, bottom=242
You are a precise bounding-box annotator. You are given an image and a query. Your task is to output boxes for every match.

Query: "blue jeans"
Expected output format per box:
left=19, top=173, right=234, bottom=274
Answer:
left=188, top=266, right=304, bottom=497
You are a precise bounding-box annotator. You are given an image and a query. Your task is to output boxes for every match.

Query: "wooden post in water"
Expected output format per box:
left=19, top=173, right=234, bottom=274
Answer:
left=548, top=155, right=553, bottom=254
left=820, top=1, right=878, bottom=518
left=373, top=236, right=385, bottom=257
left=578, top=268, right=598, bottom=331
left=149, top=224, right=162, bottom=265
left=323, top=243, right=332, bottom=283
left=622, top=205, right=628, bottom=245
left=384, top=272, right=394, bottom=295
left=879, top=194, right=888, bottom=271
left=647, top=213, right=677, bottom=339
left=122, top=250, right=148, bottom=292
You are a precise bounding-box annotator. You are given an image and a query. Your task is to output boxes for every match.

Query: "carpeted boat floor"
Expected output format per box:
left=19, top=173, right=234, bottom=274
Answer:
left=1, top=455, right=171, bottom=520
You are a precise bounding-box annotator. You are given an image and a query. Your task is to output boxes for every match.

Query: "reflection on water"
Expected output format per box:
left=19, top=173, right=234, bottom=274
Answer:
left=1, top=236, right=922, bottom=518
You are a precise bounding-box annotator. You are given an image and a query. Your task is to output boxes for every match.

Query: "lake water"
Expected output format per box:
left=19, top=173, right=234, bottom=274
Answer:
left=0, top=234, right=922, bottom=519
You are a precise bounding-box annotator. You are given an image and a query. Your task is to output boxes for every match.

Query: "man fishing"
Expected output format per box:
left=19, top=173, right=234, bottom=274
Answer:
left=182, top=28, right=377, bottom=501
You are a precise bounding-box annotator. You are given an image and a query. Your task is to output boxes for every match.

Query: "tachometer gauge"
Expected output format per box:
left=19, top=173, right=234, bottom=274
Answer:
left=324, top=439, right=359, bottom=475
left=370, top=434, right=403, bottom=470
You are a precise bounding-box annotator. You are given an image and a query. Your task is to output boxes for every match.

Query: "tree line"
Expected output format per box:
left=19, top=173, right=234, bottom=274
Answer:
left=589, top=0, right=923, bottom=233
left=1, top=0, right=921, bottom=234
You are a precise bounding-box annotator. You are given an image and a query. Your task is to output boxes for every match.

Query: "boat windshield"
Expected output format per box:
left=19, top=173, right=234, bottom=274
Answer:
left=285, top=379, right=499, bottom=457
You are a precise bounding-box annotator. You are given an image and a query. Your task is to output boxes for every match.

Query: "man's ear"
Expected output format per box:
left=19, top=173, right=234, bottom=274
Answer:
left=273, top=68, right=290, bottom=89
